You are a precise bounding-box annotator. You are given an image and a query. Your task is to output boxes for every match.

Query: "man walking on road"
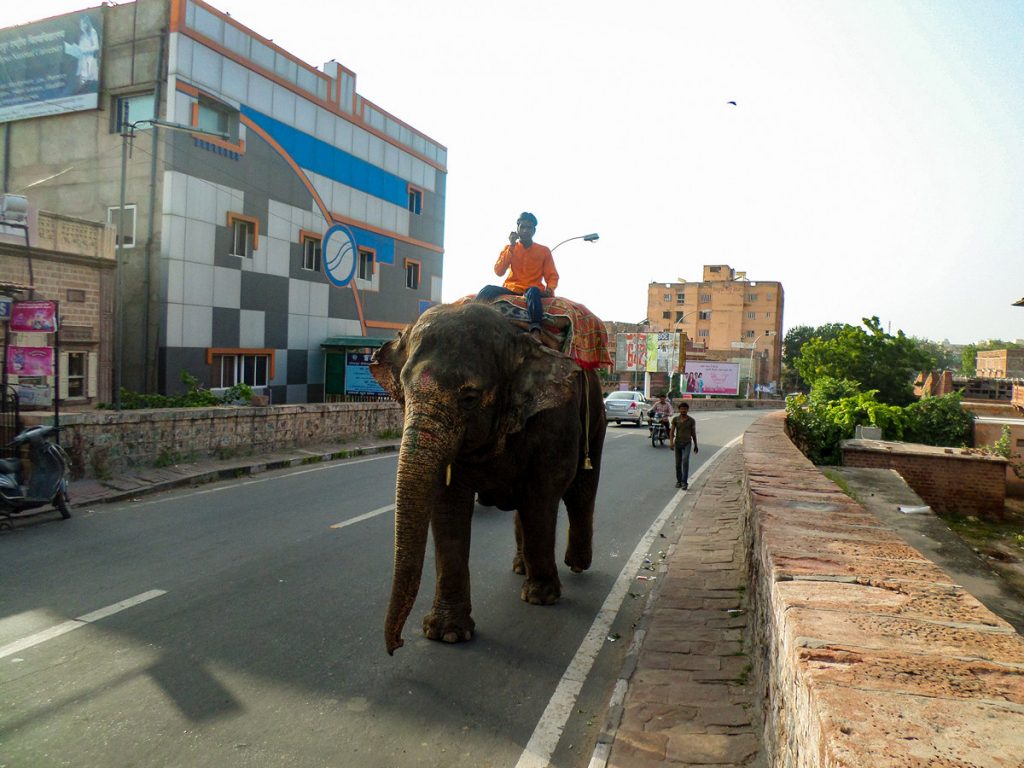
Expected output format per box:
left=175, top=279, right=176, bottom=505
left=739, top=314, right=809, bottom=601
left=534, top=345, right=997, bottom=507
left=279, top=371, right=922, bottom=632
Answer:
left=669, top=401, right=698, bottom=489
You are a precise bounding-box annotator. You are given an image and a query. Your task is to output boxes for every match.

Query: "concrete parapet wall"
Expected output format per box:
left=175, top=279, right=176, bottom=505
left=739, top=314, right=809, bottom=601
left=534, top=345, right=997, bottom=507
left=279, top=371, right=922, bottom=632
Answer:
left=23, top=402, right=403, bottom=478
left=840, top=438, right=1006, bottom=519
left=744, top=411, right=1024, bottom=767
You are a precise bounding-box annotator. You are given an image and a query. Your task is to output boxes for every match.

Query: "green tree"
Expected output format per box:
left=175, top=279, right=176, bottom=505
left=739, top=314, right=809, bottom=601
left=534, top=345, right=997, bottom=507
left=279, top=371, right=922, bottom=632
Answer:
left=794, top=317, right=934, bottom=406
left=781, top=322, right=846, bottom=392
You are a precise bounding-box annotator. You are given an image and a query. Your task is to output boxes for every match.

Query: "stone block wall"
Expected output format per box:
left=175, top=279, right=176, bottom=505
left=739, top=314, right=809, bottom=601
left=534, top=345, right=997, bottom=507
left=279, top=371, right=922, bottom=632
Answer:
left=22, top=402, right=402, bottom=479
left=840, top=438, right=1006, bottom=519
left=743, top=411, right=1024, bottom=767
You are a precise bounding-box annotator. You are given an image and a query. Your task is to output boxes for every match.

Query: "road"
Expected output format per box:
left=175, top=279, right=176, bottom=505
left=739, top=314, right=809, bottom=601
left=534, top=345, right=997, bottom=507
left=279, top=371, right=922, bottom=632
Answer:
left=0, top=410, right=764, bottom=768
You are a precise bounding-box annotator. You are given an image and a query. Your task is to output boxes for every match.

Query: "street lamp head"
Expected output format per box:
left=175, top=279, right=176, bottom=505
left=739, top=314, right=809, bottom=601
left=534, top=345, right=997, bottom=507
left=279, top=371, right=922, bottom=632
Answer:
left=583, top=233, right=599, bottom=242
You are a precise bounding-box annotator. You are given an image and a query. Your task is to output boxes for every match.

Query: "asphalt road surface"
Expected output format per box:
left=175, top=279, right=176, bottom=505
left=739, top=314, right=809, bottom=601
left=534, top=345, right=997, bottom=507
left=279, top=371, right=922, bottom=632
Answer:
left=0, top=409, right=764, bottom=768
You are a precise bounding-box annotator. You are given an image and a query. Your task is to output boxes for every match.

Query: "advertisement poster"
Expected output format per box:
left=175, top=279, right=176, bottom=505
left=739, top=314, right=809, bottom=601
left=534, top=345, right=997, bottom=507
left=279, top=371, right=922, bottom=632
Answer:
left=616, top=332, right=684, bottom=373
left=616, top=333, right=648, bottom=373
left=0, top=9, right=103, bottom=122
left=345, top=352, right=386, bottom=395
left=7, top=346, right=54, bottom=377
left=10, top=300, right=58, bottom=332
left=683, top=361, right=740, bottom=396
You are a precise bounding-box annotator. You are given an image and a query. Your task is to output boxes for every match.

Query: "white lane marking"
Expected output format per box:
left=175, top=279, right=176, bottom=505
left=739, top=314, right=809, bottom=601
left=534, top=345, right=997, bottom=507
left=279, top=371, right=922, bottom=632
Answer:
left=330, top=504, right=394, bottom=529
left=515, top=436, right=742, bottom=768
left=0, top=590, right=167, bottom=660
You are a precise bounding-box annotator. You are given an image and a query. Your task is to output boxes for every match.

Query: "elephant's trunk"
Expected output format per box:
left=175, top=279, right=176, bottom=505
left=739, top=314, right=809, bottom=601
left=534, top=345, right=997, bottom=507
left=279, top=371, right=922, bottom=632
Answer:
left=385, top=409, right=458, bottom=655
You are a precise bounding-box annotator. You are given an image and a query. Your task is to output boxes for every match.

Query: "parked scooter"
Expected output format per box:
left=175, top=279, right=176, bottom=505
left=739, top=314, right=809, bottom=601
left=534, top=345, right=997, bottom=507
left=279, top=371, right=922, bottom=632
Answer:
left=648, top=412, right=669, bottom=447
left=0, top=425, right=71, bottom=528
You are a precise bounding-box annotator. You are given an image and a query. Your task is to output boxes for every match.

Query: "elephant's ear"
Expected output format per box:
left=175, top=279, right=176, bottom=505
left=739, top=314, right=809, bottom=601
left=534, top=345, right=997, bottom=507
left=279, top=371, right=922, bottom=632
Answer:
left=506, top=336, right=580, bottom=434
left=370, top=330, right=409, bottom=402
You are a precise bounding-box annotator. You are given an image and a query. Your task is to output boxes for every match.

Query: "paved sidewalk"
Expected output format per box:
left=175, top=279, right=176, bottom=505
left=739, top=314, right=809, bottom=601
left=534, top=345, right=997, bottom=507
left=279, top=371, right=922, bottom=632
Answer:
left=595, top=447, right=764, bottom=768
left=66, top=438, right=401, bottom=508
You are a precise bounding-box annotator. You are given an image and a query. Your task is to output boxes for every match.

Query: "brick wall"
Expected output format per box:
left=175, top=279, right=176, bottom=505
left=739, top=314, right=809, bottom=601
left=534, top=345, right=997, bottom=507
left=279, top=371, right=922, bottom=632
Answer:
left=744, top=412, right=1024, bottom=767
left=840, top=439, right=1007, bottom=519
left=22, top=401, right=403, bottom=479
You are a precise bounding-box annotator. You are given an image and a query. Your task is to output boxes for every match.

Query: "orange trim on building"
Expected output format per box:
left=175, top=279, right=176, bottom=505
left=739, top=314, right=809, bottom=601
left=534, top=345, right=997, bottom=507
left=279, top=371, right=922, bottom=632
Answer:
left=176, top=28, right=445, bottom=172
left=206, top=347, right=276, bottom=379
left=177, top=81, right=200, bottom=98
left=169, top=0, right=185, bottom=34
left=365, top=320, right=410, bottom=331
left=239, top=113, right=331, bottom=223
left=226, top=212, right=260, bottom=251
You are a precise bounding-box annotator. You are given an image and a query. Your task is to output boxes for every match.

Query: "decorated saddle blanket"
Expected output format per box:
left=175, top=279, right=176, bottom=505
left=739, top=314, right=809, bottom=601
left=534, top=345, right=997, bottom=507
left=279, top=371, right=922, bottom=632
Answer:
left=457, top=294, right=612, bottom=370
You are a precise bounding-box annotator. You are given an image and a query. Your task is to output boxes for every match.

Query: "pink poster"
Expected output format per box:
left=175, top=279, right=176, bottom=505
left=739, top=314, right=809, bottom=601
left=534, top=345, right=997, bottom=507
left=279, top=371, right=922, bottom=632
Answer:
left=10, top=300, right=58, bottom=332
left=7, top=346, right=54, bottom=377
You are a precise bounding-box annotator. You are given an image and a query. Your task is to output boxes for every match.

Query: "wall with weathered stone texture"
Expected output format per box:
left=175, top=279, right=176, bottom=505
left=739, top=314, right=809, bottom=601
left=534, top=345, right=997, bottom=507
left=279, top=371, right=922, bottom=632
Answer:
left=744, top=411, right=1024, bottom=767
left=22, top=402, right=402, bottom=479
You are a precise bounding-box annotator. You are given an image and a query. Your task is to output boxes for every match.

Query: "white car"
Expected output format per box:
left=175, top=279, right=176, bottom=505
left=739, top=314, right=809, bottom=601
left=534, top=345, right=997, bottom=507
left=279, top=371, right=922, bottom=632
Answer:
left=604, top=390, right=652, bottom=426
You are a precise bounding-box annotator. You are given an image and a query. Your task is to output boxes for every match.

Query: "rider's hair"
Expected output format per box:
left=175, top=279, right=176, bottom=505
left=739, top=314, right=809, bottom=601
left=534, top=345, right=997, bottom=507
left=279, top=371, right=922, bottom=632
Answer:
left=517, top=211, right=538, bottom=226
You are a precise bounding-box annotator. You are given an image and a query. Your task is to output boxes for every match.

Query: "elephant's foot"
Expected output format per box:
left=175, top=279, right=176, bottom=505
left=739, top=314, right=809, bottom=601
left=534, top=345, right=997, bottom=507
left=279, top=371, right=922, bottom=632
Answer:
left=423, top=610, right=475, bottom=645
left=512, top=553, right=525, bottom=575
left=521, top=576, right=561, bottom=605
left=564, top=545, right=592, bottom=574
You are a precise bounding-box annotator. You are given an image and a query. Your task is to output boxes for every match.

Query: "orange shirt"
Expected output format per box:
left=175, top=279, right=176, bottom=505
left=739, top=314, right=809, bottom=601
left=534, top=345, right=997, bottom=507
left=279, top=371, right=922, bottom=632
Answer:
left=494, top=242, right=559, bottom=294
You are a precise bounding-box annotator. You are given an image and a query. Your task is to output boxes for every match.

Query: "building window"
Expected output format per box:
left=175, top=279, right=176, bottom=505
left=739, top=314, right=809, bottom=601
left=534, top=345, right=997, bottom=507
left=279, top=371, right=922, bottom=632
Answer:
left=358, top=249, right=375, bottom=281
left=301, top=234, right=321, bottom=271
left=700, top=293, right=711, bottom=303
left=197, top=95, right=235, bottom=139
left=113, top=92, right=156, bottom=132
left=698, top=329, right=709, bottom=338
left=66, top=352, right=86, bottom=398
left=67, top=289, right=86, bottom=303
left=747, top=311, right=757, bottom=319
left=107, top=205, right=137, bottom=248
left=406, top=259, right=420, bottom=290
left=745, top=330, right=756, bottom=338
left=765, top=311, right=772, bottom=319
left=408, top=186, right=423, bottom=215
left=676, top=293, right=685, bottom=304
left=228, top=213, right=258, bottom=258
left=747, top=293, right=758, bottom=301
left=662, top=311, right=671, bottom=319
left=709, top=266, right=721, bottom=273
left=211, top=351, right=271, bottom=387
left=699, top=310, right=711, bottom=320
left=675, top=311, right=686, bottom=323
left=663, top=293, right=671, bottom=302
left=766, top=292, right=773, bottom=300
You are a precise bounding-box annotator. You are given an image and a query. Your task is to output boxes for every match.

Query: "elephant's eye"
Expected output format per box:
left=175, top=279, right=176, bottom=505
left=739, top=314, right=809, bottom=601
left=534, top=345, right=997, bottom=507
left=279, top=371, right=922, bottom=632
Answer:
left=458, top=388, right=482, bottom=411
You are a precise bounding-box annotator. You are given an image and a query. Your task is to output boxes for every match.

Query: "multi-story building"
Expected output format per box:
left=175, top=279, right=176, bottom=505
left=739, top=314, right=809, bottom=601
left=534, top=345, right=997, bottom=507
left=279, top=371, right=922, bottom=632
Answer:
left=647, top=265, right=784, bottom=393
left=0, top=0, right=446, bottom=403
left=976, top=349, right=1024, bottom=379
left=1, top=209, right=116, bottom=408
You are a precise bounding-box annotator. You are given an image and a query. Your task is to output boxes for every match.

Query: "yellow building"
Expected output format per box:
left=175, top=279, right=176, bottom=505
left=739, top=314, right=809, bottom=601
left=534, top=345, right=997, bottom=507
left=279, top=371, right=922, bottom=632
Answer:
left=647, top=265, right=784, bottom=394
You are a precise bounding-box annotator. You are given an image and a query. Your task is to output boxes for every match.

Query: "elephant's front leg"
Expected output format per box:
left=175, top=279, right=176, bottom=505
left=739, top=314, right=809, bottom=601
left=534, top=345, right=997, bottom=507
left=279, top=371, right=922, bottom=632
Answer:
left=516, top=503, right=562, bottom=605
left=423, top=493, right=476, bottom=644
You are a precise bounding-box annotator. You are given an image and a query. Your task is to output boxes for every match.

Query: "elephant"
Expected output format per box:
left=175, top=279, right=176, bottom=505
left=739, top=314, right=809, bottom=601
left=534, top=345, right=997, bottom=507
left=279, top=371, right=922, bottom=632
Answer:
left=370, top=301, right=607, bottom=654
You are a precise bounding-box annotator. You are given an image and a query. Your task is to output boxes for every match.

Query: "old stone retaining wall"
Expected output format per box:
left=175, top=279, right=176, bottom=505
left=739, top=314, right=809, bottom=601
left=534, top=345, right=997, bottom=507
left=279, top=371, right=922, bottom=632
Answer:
left=744, top=411, right=1024, bottom=767
left=22, top=402, right=403, bottom=479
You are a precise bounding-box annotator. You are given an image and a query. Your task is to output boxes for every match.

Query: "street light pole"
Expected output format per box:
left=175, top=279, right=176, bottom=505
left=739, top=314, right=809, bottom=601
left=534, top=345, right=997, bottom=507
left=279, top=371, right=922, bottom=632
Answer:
left=550, top=232, right=599, bottom=252
left=747, top=331, right=774, bottom=400
left=115, top=112, right=230, bottom=409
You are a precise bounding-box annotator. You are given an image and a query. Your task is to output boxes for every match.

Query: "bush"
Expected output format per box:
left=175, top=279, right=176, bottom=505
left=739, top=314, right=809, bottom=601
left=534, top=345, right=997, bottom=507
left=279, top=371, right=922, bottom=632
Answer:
left=102, top=372, right=255, bottom=410
left=786, top=387, right=971, bottom=465
left=903, top=392, right=973, bottom=447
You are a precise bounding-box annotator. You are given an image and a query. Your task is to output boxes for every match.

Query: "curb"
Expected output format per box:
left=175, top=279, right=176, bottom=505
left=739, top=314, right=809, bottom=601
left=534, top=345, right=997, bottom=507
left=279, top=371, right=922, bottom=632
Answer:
left=72, top=442, right=401, bottom=506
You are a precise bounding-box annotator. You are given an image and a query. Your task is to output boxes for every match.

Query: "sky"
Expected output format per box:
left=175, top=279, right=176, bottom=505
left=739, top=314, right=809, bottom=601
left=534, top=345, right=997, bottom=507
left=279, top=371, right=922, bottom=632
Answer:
left=6, top=0, right=1024, bottom=345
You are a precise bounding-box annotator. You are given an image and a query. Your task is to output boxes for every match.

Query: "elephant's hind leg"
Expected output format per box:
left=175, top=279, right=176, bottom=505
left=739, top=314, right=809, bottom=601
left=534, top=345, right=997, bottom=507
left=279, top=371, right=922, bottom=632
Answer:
left=516, top=504, right=562, bottom=605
